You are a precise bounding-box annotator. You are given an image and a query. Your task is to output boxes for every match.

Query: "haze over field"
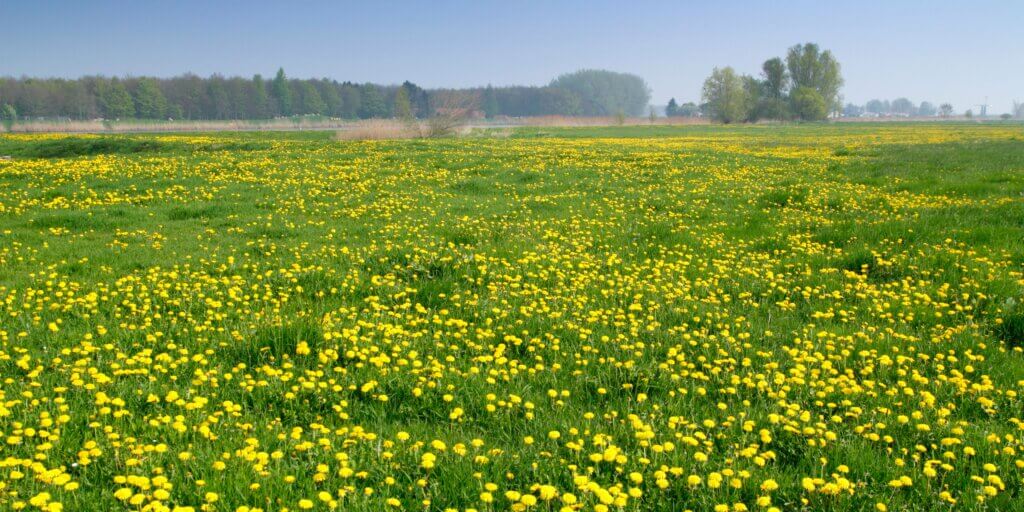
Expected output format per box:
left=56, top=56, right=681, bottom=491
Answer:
left=2, top=0, right=1022, bottom=114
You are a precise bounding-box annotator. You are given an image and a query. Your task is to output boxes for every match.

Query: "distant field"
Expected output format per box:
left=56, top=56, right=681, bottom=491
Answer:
left=0, top=124, right=1023, bottom=511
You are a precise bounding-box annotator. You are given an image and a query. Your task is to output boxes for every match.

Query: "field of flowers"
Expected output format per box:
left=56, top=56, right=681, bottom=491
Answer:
left=0, top=124, right=1022, bottom=512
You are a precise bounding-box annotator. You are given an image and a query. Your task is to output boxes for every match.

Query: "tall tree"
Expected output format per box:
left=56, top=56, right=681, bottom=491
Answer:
left=701, top=67, right=748, bottom=123
left=761, top=57, right=788, bottom=99
left=939, top=103, right=954, bottom=117
left=271, top=68, right=291, bottom=116
left=786, top=43, right=843, bottom=114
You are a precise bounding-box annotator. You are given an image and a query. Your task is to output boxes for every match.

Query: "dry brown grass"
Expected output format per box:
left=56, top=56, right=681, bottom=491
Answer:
left=333, top=120, right=426, bottom=141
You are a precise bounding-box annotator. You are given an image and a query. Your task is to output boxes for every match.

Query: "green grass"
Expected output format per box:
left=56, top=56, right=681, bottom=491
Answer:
left=0, top=123, right=1022, bottom=511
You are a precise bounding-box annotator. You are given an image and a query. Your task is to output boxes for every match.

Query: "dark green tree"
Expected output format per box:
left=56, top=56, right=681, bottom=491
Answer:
left=665, top=98, right=679, bottom=116
left=271, top=68, right=291, bottom=116
left=250, top=75, right=271, bottom=118
left=481, top=85, right=499, bottom=118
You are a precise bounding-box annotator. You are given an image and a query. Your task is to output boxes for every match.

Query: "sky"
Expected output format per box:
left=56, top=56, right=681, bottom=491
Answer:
left=2, top=0, right=1023, bottom=114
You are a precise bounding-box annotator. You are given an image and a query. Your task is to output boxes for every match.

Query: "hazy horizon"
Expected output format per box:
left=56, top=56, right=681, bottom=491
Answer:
left=3, top=0, right=1022, bottom=113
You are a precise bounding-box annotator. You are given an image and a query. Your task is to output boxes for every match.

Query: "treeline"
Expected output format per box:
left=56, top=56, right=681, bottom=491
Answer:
left=843, top=99, right=953, bottom=117
left=0, top=69, right=650, bottom=121
left=674, top=42, right=844, bottom=123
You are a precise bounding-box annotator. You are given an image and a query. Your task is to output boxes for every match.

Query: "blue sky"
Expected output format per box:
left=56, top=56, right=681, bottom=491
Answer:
left=2, top=0, right=1022, bottom=113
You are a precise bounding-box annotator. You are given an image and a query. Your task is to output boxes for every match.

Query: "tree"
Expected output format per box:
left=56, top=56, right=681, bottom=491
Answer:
left=1012, top=101, right=1024, bottom=119
left=99, top=79, right=135, bottom=119
left=481, top=85, right=499, bottom=118
left=206, top=76, right=231, bottom=119
left=786, top=43, right=843, bottom=114
left=701, top=67, right=748, bottom=123
left=425, top=90, right=478, bottom=137
left=297, top=81, right=326, bottom=115
left=250, top=75, right=271, bottom=119
left=790, top=86, right=827, bottom=121
left=271, top=68, right=291, bottom=116
left=665, top=98, right=678, bottom=117
left=537, top=87, right=581, bottom=115
left=401, top=81, right=430, bottom=118
left=917, top=101, right=937, bottom=117
left=319, top=79, right=342, bottom=117
left=549, top=69, right=651, bottom=116
left=756, top=57, right=790, bottom=120
left=742, top=75, right=763, bottom=122
left=393, top=86, right=414, bottom=121
left=1, top=104, right=16, bottom=131
left=891, top=97, right=915, bottom=116
left=865, top=99, right=887, bottom=115
left=761, top=57, right=788, bottom=99
left=965, top=109, right=973, bottom=119
left=677, top=102, right=700, bottom=117
left=339, top=83, right=361, bottom=119
left=358, top=84, right=387, bottom=119
left=843, top=103, right=864, bottom=117
left=132, top=78, right=167, bottom=119
left=939, top=103, right=954, bottom=117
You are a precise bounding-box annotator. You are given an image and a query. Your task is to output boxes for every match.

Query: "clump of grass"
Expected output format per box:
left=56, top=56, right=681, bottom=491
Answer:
left=994, top=312, right=1024, bottom=348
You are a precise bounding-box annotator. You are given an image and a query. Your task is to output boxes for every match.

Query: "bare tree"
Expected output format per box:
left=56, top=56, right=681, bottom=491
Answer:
left=1014, top=100, right=1024, bottom=119
left=425, top=90, right=480, bottom=137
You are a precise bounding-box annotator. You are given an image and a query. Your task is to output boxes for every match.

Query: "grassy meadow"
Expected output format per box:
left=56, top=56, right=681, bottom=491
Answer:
left=0, top=123, right=1023, bottom=511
